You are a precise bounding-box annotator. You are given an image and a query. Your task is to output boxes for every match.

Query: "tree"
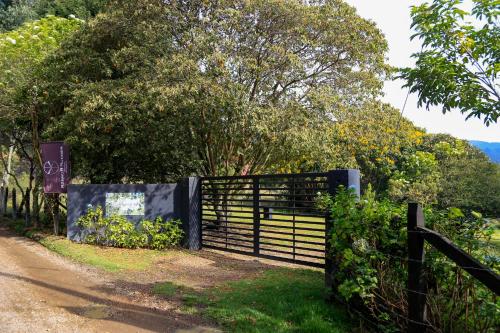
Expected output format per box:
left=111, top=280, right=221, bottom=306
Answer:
left=34, top=0, right=108, bottom=19
left=0, top=16, right=81, bottom=224
left=0, top=0, right=38, bottom=32
left=400, top=0, right=499, bottom=125
left=37, top=0, right=390, bottom=182
left=332, top=101, right=425, bottom=192
left=0, top=0, right=107, bottom=32
left=420, top=134, right=500, bottom=216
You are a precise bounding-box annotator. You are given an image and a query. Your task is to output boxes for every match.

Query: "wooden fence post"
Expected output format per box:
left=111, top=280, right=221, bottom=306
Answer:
left=407, top=203, right=427, bottom=332
left=11, top=187, right=16, bottom=220
left=252, top=177, right=260, bottom=255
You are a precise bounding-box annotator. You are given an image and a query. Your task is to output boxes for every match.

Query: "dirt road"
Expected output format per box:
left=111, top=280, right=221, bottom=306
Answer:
left=0, top=227, right=219, bottom=333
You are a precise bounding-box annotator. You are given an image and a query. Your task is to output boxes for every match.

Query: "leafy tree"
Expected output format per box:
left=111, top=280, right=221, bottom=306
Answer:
left=332, top=101, right=425, bottom=192
left=400, top=0, right=499, bottom=125
left=421, top=134, right=500, bottom=215
left=0, top=16, right=81, bottom=224
left=0, top=0, right=107, bottom=32
left=0, top=0, right=38, bottom=32
left=34, top=0, right=108, bottom=19
left=37, top=0, right=390, bottom=182
left=388, top=150, right=441, bottom=204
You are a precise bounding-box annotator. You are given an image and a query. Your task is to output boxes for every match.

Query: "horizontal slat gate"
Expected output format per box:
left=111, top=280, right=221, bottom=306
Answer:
left=201, top=173, right=328, bottom=267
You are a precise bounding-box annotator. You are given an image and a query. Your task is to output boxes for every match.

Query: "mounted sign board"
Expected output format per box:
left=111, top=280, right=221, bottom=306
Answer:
left=105, top=192, right=145, bottom=216
left=41, top=142, right=70, bottom=193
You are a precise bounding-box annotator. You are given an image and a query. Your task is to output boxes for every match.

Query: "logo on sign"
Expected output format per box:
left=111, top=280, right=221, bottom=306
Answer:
left=43, top=161, right=59, bottom=175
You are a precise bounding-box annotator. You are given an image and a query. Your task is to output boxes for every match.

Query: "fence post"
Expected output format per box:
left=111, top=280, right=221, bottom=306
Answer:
left=325, top=169, right=360, bottom=293
left=181, top=177, right=202, bottom=250
left=253, top=177, right=260, bottom=255
left=11, top=187, right=17, bottom=220
left=25, top=188, right=31, bottom=227
left=407, top=203, right=427, bottom=332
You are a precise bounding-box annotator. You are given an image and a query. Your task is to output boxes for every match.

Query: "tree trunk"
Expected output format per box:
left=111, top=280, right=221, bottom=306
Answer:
left=1, top=144, right=14, bottom=187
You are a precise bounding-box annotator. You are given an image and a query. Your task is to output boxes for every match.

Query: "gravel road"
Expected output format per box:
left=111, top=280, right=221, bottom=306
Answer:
left=0, top=226, right=219, bottom=333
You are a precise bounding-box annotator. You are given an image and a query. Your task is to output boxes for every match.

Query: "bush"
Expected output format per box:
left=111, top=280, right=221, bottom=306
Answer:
left=141, top=217, right=184, bottom=250
left=318, top=186, right=499, bottom=332
left=76, top=206, right=183, bottom=249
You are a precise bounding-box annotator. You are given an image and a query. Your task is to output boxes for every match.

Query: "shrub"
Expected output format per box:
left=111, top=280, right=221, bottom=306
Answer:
left=318, top=186, right=499, bottom=332
left=76, top=206, right=184, bottom=249
left=141, top=217, right=184, bottom=250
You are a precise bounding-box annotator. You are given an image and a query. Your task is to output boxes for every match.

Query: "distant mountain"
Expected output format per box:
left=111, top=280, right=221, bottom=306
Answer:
left=470, top=141, right=500, bottom=163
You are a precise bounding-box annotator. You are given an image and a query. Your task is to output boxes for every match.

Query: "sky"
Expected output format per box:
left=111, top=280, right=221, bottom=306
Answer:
left=344, top=0, right=500, bottom=142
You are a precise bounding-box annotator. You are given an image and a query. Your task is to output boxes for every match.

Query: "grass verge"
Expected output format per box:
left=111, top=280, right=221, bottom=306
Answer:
left=154, top=268, right=353, bottom=333
left=39, top=236, right=170, bottom=272
left=0, top=216, right=172, bottom=272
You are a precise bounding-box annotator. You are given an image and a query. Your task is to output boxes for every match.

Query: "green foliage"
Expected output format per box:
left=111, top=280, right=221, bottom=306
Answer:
left=0, top=15, right=81, bottom=100
left=0, top=0, right=38, bottom=32
left=141, top=217, right=184, bottom=250
left=400, top=0, right=499, bottom=124
left=0, top=0, right=107, bottom=32
left=76, top=206, right=184, bottom=249
left=105, top=215, right=147, bottom=248
left=35, top=0, right=390, bottom=181
left=331, top=101, right=425, bottom=191
left=198, top=269, right=353, bottom=333
left=421, top=134, right=500, bottom=216
left=388, top=150, right=441, bottom=204
left=34, top=0, right=108, bottom=20
left=322, top=186, right=499, bottom=332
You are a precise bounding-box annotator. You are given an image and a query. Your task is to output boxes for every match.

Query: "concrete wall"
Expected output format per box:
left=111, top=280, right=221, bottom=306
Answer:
left=67, top=183, right=181, bottom=241
left=67, top=179, right=202, bottom=250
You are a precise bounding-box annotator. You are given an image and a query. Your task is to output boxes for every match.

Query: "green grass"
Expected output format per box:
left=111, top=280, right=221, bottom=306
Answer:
left=38, top=236, right=170, bottom=272
left=180, top=268, right=353, bottom=333
left=152, top=281, right=180, bottom=297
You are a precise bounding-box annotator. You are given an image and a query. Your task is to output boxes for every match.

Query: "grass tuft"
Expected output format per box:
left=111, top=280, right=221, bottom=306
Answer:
left=152, top=281, right=179, bottom=296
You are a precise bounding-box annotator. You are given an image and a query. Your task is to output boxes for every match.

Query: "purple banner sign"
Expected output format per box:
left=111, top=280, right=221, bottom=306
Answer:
left=41, top=142, right=70, bottom=193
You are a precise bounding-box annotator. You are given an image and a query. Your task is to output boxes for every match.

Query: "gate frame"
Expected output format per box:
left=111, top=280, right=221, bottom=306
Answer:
left=194, top=169, right=360, bottom=274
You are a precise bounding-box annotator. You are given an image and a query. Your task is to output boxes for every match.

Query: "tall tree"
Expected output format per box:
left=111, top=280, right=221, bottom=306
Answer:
left=37, top=0, right=390, bottom=182
left=0, top=15, right=81, bottom=224
left=400, top=0, right=499, bottom=125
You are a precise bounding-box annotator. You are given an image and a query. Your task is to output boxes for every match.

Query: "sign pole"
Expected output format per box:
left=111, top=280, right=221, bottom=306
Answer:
left=53, top=193, right=60, bottom=235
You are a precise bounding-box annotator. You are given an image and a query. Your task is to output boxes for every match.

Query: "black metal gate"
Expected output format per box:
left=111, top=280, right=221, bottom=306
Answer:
left=200, top=173, right=329, bottom=267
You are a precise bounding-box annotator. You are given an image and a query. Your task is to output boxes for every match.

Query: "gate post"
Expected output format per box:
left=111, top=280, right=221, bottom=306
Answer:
left=180, top=177, right=202, bottom=250
left=407, top=203, right=427, bottom=332
left=325, top=169, right=360, bottom=294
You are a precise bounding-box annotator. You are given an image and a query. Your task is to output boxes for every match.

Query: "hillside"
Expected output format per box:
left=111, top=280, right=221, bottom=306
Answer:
left=470, top=140, right=500, bottom=163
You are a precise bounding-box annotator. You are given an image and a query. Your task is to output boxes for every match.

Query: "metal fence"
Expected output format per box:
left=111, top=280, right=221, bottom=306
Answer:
left=200, top=173, right=331, bottom=267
